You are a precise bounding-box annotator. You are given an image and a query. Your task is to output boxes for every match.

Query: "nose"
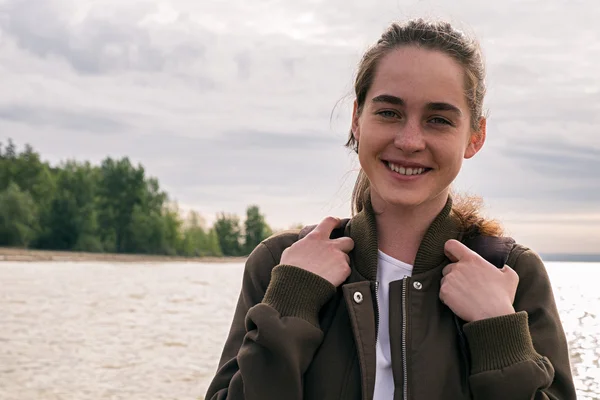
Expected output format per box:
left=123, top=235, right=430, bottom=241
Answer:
left=393, top=119, right=426, bottom=153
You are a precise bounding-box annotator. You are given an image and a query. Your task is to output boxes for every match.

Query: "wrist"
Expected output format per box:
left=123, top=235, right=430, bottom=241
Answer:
left=473, top=305, right=515, bottom=322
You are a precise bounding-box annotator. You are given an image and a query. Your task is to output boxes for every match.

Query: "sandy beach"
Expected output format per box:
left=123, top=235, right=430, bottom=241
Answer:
left=0, top=247, right=246, bottom=263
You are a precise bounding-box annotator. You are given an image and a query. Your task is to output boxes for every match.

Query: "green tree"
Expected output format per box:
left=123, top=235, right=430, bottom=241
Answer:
left=181, top=211, right=208, bottom=256
left=0, top=140, right=56, bottom=247
left=38, top=161, right=101, bottom=251
left=206, top=228, right=223, bottom=257
left=0, top=183, right=38, bottom=247
left=243, top=205, right=272, bottom=255
left=96, top=157, right=146, bottom=252
left=214, top=213, right=242, bottom=256
left=128, top=204, right=168, bottom=254
left=162, top=203, right=183, bottom=256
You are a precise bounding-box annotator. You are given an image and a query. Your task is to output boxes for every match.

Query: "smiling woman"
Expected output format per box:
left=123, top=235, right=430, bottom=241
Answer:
left=204, top=18, right=577, bottom=400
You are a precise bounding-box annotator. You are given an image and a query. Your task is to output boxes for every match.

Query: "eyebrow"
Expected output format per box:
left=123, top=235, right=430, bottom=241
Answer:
left=427, top=102, right=462, bottom=116
left=371, top=94, right=462, bottom=116
left=371, top=94, right=405, bottom=106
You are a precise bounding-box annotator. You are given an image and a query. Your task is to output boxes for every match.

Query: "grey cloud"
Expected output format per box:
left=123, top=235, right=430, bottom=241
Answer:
left=282, top=57, right=299, bottom=78
left=492, top=139, right=600, bottom=204
left=505, top=140, right=600, bottom=179
left=488, top=63, right=542, bottom=86
left=0, top=105, right=128, bottom=134
left=95, top=129, right=351, bottom=201
left=218, top=130, right=339, bottom=150
left=235, top=52, right=252, bottom=81
left=0, top=0, right=206, bottom=74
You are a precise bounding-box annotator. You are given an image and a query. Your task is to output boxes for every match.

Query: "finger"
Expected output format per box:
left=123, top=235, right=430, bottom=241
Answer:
left=444, top=239, right=473, bottom=263
left=501, top=264, right=519, bottom=282
left=331, top=237, right=355, bottom=253
left=311, top=216, right=342, bottom=238
left=439, top=287, right=446, bottom=304
left=442, top=263, right=456, bottom=277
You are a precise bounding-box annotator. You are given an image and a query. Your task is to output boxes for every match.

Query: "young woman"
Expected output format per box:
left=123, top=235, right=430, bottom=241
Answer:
left=205, top=19, right=577, bottom=400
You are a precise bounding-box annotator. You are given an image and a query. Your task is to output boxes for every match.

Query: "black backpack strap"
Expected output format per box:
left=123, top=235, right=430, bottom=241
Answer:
left=462, top=235, right=516, bottom=269
left=298, top=219, right=350, bottom=241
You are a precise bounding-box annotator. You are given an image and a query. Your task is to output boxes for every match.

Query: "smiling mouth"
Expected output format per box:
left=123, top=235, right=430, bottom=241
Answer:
left=384, top=161, right=432, bottom=176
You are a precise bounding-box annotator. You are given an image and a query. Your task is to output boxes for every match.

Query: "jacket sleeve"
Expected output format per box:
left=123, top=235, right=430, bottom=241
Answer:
left=463, top=247, right=577, bottom=400
left=204, top=240, right=336, bottom=400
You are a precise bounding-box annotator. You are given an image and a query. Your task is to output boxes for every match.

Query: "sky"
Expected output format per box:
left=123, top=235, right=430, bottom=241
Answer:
left=1, top=0, right=599, bottom=254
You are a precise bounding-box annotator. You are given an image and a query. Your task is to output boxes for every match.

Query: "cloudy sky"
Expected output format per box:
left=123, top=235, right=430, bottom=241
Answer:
left=1, top=0, right=599, bottom=254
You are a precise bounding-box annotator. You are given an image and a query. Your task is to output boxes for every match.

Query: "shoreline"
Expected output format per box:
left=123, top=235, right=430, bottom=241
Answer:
left=0, top=247, right=247, bottom=263
left=1, top=247, right=598, bottom=264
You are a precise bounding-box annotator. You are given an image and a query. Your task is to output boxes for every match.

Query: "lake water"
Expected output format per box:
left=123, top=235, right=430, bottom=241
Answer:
left=0, top=261, right=599, bottom=400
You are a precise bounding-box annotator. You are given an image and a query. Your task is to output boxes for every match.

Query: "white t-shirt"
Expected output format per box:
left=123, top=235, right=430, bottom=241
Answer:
left=373, top=250, right=414, bottom=400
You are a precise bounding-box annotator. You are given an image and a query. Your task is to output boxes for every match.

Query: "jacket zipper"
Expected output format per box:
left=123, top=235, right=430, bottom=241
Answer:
left=373, top=281, right=380, bottom=343
left=402, top=278, right=408, bottom=400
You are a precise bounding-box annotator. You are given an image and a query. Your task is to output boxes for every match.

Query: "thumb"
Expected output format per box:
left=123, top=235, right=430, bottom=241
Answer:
left=444, top=239, right=470, bottom=263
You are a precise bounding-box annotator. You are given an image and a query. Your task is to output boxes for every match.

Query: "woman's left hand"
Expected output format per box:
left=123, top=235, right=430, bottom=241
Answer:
left=439, top=239, right=519, bottom=322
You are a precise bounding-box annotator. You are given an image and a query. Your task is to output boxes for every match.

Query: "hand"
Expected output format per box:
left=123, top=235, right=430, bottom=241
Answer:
left=439, top=239, right=519, bottom=322
left=280, top=217, right=354, bottom=287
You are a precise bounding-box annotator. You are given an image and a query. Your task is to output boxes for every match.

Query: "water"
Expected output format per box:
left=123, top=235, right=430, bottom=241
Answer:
left=0, top=262, right=598, bottom=400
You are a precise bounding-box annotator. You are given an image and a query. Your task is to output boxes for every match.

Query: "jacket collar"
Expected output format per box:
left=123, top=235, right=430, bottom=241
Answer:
left=345, top=190, right=461, bottom=280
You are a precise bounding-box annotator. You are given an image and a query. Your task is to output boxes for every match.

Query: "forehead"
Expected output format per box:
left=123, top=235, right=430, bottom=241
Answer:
left=367, top=46, right=468, bottom=109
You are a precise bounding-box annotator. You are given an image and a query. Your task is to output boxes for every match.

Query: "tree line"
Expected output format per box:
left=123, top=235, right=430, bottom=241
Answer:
left=0, top=139, right=277, bottom=257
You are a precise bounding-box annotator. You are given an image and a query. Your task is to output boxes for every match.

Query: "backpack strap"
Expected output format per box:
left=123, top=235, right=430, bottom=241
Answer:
left=299, top=221, right=516, bottom=268
left=298, top=219, right=351, bottom=241
left=462, top=234, right=516, bottom=269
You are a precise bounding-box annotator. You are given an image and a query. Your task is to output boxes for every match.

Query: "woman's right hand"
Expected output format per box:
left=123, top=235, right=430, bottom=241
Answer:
left=280, top=217, right=355, bottom=287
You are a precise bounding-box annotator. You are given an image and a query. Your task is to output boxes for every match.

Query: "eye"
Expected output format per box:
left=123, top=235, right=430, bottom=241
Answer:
left=429, top=116, right=452, bottom=125
left=377, top=110, right=399, bottom=119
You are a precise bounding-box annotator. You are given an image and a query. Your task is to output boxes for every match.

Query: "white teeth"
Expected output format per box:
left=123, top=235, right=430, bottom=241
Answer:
left=387, top=162, right=426, bottom=176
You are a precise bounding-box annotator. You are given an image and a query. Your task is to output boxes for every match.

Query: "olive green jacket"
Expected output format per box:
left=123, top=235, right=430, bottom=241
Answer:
left=205, top=196, right=576, bottom=399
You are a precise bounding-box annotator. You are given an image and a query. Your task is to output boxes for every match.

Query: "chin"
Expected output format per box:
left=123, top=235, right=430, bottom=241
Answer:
left=373, top=185, right=450, bottom=212
left=375, top=187, right=428, bottom=209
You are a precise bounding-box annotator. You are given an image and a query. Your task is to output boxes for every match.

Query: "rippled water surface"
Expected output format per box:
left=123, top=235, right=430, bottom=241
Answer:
left=1, top=262, right=599, bottom=399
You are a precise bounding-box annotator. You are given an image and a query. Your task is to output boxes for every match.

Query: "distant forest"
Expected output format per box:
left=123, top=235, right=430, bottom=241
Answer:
left=0, top=139, right=278, bottom=257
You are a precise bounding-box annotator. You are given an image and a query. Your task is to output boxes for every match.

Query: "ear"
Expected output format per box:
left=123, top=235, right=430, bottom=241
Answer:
left=351, top=100, right=361, bottom=142
left=464, top=117, right=486, bottom=159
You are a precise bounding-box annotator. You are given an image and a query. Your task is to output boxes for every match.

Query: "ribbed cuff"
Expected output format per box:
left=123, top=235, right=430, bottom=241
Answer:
left=463, top=311, right=541, bottom=374
left=262, top=264, right=336, bottom=328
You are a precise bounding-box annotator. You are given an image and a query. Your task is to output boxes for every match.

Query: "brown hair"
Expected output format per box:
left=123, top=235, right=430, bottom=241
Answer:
left=346, top=18, right=503, bottom=236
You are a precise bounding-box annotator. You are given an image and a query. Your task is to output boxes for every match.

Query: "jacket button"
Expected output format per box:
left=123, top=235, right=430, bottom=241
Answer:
left=413, top=281, right=423, bottom=290
left=353, top=291, right=364, bottom=304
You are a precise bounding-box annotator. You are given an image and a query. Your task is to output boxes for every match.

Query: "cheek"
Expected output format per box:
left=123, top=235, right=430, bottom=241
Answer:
left=432, top=140, right=466, bottom=170
left=358, top=124, right=386, bottom=153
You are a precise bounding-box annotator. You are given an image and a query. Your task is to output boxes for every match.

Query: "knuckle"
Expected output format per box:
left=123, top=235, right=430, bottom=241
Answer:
left=343, top=266, right=351, bottom=277
left=439, top=289, right=447, bottom=301
left=464, top=252, right=477, bottom=263
left=512, top=272, right=520, bottom=283
left=324, top=216, right=338, bottom=224
left=326, top=242, right=337, bottom=252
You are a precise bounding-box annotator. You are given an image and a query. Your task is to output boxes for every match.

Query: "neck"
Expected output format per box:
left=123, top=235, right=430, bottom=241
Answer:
left=371, top=190, right=449, bottom=265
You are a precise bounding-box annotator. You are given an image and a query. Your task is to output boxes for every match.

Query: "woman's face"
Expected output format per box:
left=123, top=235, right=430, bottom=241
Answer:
left=352, top=46, right=485, bottom=210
